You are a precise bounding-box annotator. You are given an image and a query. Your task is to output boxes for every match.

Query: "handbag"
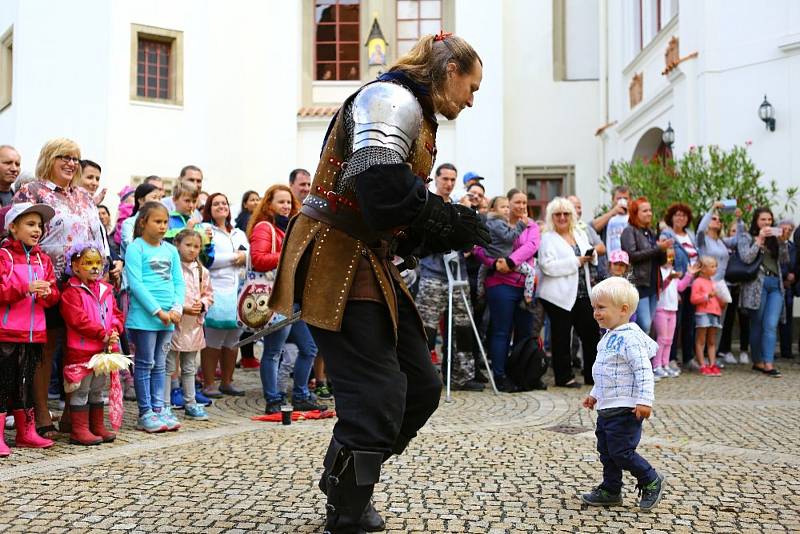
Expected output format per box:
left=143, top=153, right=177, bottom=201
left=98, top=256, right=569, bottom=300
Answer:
left=724, top=246, right=762, bottom=284
left=237, top=222, right=277, bottom=332
left=714, top=279, right=733, bottom=304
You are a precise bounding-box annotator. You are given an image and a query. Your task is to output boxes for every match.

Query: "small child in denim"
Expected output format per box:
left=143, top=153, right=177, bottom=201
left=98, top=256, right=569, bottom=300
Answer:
left=582, top=276, right=665, bottom=511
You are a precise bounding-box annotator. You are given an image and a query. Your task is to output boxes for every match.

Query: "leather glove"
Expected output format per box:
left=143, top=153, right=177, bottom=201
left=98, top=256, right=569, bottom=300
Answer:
left=411, top=192, right=491, bottom=250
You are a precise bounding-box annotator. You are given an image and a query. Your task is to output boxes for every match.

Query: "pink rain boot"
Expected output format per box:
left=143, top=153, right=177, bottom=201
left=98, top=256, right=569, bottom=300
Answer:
left=12, top=408, right=54, bottom=448
left=0, top=413, right=10, bottom=456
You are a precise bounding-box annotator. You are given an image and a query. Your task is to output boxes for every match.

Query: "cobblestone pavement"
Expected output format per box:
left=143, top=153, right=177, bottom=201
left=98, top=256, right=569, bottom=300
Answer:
left=1, top=359, right=799, bottom=533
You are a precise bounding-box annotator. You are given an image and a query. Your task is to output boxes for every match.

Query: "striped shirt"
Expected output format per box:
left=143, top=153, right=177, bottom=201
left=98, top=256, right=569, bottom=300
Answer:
left=590, top=323, right=657, bottom=410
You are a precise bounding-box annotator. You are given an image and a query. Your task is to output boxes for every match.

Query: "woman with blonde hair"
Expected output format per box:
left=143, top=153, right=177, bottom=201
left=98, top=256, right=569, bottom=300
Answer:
left=14, top=138, right=107, bottom=438
left=537, top=197, right=601, bottom=388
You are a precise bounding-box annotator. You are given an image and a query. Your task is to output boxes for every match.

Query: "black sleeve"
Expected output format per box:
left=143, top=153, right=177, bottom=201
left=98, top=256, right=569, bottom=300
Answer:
left=353, top=163, right=428, bottom=231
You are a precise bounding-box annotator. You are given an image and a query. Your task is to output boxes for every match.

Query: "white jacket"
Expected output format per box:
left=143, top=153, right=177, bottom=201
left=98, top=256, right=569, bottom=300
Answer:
left=536, top=229, right=595, bottom=311
left=204, top=224, right=249, bottom=294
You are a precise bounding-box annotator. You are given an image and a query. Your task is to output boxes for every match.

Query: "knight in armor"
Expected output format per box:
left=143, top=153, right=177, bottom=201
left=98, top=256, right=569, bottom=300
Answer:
left=269, top=33, right=489, bottom=534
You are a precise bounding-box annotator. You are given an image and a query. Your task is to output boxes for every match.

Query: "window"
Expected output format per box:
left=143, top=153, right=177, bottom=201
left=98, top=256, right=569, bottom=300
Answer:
left=130, top=24, right=183, bottom=106
left=396, top=0, right=442, bottom=57
left=516, top=166, right=575, bottom=219
left=0, top=26, right=12, bottom=112
left=553, top=0, right=599, bottom=81
left=314, top=0, right=360, bottom=81
left=632, top=0, right=678, bottom=54
left=137, top=39, right=170, bottom=99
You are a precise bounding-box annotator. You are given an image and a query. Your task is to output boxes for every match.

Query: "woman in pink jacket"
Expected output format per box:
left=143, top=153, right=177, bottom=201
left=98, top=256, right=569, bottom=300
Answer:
left=474, top=189, right=541, bottom=392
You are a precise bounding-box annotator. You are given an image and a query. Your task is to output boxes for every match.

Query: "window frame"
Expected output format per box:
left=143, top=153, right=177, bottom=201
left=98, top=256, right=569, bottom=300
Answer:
left=396, top=0, right=443, bottom=58
left=515, top=165, right=576, bottom=219
left=0, top=26, right=12, bottom=112
left=313, top=0, right=361, bottom=82
left=129, top=24, right=184, bottom=107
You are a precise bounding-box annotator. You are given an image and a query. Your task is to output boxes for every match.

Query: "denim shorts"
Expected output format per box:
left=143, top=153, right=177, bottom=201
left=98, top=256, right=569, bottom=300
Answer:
left=695, top=313, right=721, bottom=329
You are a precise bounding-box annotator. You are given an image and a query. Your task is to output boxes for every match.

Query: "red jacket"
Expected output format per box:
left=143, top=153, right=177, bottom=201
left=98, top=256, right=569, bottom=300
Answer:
left=249, top=221, right=284, bottom=273
left=60, top=277, right=125, bottom=365
left=0, top=239, right=60, bottom=343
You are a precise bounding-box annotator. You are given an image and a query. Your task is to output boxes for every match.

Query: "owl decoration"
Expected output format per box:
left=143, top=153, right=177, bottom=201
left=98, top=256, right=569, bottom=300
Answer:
left=237, top=282, right=273, bottom=331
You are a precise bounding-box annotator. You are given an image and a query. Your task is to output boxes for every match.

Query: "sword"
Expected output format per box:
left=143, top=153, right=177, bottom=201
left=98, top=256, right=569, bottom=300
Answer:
left=234, top=311, right=303, bottom=347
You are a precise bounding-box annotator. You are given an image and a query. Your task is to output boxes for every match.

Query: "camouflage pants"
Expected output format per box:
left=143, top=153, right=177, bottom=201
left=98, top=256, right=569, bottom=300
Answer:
left=415, top=276, right=475, bottom=386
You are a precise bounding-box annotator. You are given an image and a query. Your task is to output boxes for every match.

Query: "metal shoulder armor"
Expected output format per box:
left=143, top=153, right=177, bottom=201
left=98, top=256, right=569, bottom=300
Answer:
left=351, top=82, right=423, bottom=161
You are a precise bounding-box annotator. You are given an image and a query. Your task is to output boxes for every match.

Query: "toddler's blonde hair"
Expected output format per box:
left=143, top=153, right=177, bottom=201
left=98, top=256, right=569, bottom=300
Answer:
left=590, top=276, right=639, bottom=312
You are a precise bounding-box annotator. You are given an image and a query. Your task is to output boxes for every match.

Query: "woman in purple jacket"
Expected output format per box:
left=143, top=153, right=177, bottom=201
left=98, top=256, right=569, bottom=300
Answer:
left=474, top=189, right=540, bottom=391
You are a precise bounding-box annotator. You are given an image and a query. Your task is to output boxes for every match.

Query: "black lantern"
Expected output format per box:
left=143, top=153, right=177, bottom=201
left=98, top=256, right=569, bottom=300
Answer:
left=662, top=122, right=675, bottom=148
left=759, top=95, right=776, bottom=131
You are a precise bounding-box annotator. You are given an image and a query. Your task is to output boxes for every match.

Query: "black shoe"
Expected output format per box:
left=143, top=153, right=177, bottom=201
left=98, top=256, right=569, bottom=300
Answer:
left=319, top=471, right=385, bottom=532
left=264, top=401, right=281, bottom=415
left=452, top=380, right=485, bottom=391
left=496, top=375, right=520, bottom=393
left=581, top=486, right=622, bottom=506
left=474, top=369, right=489, bottom=383
left=638, top=473, right=666, bottom=511
left=556, top=380, right=582, bottom=389
left=292, top=397, right=328, bottom=412
left=531, top=380, right=547, bottom=391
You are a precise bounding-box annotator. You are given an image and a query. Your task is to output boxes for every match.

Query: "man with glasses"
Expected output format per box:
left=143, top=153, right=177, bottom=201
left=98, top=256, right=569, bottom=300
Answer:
left=0, top=145, right=21, bottom=207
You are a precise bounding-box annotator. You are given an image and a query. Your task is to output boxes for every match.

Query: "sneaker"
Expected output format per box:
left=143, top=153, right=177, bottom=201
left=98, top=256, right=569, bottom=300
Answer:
left=315, top=383, right=333, bottom=399
left=638, top=473, right=666, bottom=511
left=202, top=387, right=224, bottom=399
left=159, top=407, right=181, bottom=431
left=170, top=387, right=185, bottom=409
left=699, top=365, right=712, bottom=376
left=496, top=375, right=520, bottom=393
left=710, top=364, right=722, bottom=376
left=739, top=351, right=750, bottom=365
left=652, top=367, right=668, bottom=380
left=194, top=388, right=213, bottom=407
left=722, top=352, right=738, bottom=365
left=581, top=486, right=622, bottom=507
left=184, top=403, right=209, bottom=421
left=652, top=372, right=661, bottom=382
left=137, top=410, right=167, bottom=433
left=665, top=366, right=681, bottom=378
left=292, top=397, right=328, bottom=412
left=219, top=384, right=246, bottom=397
left=264, top=401, right=282, bottom=415
left=688, top=360, right=702, bottom=372
left=240, top=357, right=260, bottom=370
left=452, top=379, right=486, bottom=391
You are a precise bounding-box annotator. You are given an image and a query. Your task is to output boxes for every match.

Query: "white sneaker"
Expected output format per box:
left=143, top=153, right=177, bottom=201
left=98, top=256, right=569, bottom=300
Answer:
left=665, top=366, right=681, bottom=377
left=653, top=372, right=662, bottom=382
left=653, top=367, right=669, bottom=380
left=722, top=353, right=738, bottom=365
left=739, top=351, right=750, bottom=365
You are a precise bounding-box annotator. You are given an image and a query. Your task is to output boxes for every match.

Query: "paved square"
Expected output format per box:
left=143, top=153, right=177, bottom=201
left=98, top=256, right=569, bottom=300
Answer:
left=1, top=361, right=798, bottom=533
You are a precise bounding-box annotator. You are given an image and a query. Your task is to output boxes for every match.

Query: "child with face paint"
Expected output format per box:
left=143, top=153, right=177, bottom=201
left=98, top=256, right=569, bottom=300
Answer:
left=60, top=244, right=125, bottom=445
left=0, top=203, right=60, bottom=455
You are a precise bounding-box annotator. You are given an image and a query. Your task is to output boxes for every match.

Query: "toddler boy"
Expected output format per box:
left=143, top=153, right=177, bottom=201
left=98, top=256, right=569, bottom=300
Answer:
left=582, top=276, right=665, bottom=511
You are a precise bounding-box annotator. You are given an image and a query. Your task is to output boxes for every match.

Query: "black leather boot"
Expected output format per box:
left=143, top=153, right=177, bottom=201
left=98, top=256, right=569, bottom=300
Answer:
left=321, top=438, right=384, bottom=534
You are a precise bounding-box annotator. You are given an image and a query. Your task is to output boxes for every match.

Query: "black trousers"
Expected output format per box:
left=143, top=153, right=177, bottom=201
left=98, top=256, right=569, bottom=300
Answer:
left=541, top=297, right=601, bottom=386
left=309, top=288, right=442, bottom=456
left=0, top=342, right=43, bottom=413
left=719, top=285, right=750, bottom=353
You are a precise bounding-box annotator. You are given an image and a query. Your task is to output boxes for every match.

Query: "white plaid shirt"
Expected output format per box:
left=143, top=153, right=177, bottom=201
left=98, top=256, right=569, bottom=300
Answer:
left=590, top=323, right=657, bottom=410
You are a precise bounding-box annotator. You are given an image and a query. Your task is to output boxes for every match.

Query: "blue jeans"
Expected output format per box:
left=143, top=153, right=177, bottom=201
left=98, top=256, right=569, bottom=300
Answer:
left=260, top=311, right=317, bottom=404
left=128, top=329, right=173, bottom=416
left=486, top=284, right=533, bottom=379
left=750, top=275, right=783, bottom=365
left=596, top=409, right=658, bottom=494
left=635, top=292, right=658, bottom=335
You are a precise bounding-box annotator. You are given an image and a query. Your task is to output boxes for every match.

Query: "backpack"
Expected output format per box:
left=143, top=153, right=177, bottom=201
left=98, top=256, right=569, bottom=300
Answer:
left=505, top=335, right=549, bottom=391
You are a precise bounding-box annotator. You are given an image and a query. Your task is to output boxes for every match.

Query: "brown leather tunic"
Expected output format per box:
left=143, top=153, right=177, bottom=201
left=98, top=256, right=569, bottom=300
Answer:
left=269, top=84, right=438, bottom=336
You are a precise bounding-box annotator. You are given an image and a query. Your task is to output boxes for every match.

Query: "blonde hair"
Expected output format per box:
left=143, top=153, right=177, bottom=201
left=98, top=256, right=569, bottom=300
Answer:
left=698, top=255, right=718, bottom=274
left=389, top=34, right=481, bottom=110
left=35, top=138, right=81, bottom=184
left=544, top=197, right=578, bottom=233
left=172, top=178, right=200, bottom=200
left=591, top=276, right=640, bottom=311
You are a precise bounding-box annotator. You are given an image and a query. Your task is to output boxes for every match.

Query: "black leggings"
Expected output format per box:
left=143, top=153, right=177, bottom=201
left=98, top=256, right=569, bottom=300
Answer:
left=0, top=342, right=43, bottom=413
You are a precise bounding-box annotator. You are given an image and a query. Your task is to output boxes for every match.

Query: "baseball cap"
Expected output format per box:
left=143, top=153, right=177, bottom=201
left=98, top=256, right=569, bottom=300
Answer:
left=608, top=249, right=629, bottom=265
left=5, top=203, right=56, bottom=230
left=462, top=171, right=484, bottom=185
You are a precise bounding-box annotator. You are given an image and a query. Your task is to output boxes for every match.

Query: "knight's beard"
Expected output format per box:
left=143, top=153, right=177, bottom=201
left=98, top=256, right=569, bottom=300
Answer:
left=433, top=91, right=461, bottom=120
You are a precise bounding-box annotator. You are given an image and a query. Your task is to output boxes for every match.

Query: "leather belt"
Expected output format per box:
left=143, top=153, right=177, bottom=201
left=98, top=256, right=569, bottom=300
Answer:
left=301, top=199, right=383, bottom=245
left=759, top=264, right=778, bottom=277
